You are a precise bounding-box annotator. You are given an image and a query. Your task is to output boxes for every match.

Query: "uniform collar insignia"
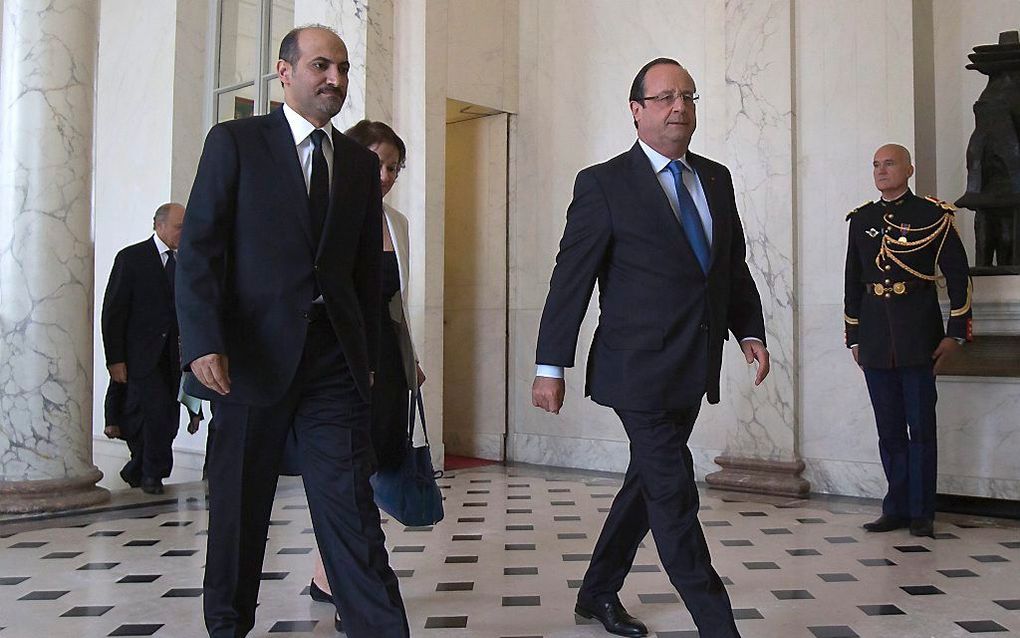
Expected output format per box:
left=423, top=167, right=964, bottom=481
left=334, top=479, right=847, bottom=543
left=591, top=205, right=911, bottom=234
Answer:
left=866, top=227, right=880, bottom=237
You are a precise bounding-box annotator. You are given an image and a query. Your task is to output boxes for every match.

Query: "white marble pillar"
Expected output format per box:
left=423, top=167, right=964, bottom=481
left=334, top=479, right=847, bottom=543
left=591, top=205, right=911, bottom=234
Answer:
left=706, top=0, right=808, bottom=496
left=0, top=0, right=109, bottom=512
left=295, top=0, right=394, bottom=131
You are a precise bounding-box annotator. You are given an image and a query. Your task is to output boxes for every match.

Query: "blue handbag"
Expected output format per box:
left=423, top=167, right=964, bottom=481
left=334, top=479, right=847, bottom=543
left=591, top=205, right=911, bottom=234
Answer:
left=370, top=391, right=444, bottom=526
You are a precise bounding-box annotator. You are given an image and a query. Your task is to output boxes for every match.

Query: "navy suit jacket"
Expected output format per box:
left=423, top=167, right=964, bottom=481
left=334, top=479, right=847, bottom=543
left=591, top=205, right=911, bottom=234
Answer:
left=176, top=107, right=382, bottom=405
left=536, top=142, right=766, bottom=409
left=101, top=237, right=178, bottom=377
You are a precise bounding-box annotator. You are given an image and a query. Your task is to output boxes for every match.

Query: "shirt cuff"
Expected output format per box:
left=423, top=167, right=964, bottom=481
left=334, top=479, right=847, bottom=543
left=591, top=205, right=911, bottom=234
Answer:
left=535, top=364, right=564, bottom=379
left=739, top=337, right=763, bottom=344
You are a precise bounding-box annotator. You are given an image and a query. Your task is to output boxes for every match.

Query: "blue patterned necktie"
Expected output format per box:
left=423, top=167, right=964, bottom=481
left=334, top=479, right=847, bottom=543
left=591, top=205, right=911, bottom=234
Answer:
left=665, top=160, right=711, bottom=273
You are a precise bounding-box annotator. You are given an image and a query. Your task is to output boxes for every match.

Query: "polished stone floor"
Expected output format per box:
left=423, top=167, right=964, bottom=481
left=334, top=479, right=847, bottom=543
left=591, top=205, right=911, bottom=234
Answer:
left=1, top=464, right=1018, bottom=637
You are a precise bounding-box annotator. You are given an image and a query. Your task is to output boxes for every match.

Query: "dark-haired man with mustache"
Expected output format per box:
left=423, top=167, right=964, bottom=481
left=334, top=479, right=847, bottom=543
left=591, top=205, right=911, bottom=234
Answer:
left=177, top=25, right=408, bottom=637
left=533, top=58, right=768, bottom=638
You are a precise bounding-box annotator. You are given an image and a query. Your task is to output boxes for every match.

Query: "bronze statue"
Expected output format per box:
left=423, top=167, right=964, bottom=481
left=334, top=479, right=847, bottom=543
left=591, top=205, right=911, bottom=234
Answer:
left=956, top=30, right=1020, bottom=272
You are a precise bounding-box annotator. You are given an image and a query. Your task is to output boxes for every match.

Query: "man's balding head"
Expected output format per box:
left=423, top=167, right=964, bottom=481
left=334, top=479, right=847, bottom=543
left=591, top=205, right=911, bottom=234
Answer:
left=873, top=144, right=914, bottom=199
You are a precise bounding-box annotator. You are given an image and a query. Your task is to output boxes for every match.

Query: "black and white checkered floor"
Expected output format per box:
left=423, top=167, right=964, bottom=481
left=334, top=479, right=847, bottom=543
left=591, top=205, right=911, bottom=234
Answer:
left=1, top=465, right=1018, bottom=637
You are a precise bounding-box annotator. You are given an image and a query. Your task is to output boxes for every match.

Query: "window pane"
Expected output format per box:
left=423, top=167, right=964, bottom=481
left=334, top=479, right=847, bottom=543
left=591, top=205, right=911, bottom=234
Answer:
left=265, top=75, right=285, bottom=113
left=218, top=0, right=259, bottom=86
left=217, top=84, right=257, bottom=122
left=267, top=0, right=295, bottom=67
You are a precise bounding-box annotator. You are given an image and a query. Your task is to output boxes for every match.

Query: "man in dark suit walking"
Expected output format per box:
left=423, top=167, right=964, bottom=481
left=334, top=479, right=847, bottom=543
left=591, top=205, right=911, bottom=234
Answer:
left=176, top=25, right=408, bottom=638
left=101, top=202, right=186, bottom=495
left=532, top=58, right=770, bottom=638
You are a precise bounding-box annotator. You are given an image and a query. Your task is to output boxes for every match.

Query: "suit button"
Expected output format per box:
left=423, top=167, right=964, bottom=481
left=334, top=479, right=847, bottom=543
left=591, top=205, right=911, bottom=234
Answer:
left=301, top=311, right=309, bottom=320
left=699, top=322, right=709, bottom=331
left=884, top=279, right=891, bottom=285
left=314, top=265, right=319, bottom=271
left=160, top=332, right=167, bottom=338
left=884, top=293, right=891, bottom=299
left=884, top=265, right=892, bottom=271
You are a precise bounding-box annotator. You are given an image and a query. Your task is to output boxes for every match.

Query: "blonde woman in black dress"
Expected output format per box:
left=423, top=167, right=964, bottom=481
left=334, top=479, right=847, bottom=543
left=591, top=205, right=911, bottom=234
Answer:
left=308, top=121, right=425, bottom=631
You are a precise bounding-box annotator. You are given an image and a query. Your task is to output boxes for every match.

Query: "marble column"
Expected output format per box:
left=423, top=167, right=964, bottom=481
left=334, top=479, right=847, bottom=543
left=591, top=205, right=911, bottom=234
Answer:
left=705, top=0, right=809, bottom=497
left=295, top=0, right=395, bottom=131
left=0, top=0, right=109, bottom=513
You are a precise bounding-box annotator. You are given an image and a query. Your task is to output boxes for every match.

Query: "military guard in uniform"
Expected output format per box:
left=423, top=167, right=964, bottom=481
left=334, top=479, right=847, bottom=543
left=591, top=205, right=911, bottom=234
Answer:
left=844, top=144, right=972, bottom=538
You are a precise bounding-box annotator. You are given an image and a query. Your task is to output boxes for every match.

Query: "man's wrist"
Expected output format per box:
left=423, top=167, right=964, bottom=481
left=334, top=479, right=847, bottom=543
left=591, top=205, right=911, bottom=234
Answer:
left=535, top=364, right=564, bottom=379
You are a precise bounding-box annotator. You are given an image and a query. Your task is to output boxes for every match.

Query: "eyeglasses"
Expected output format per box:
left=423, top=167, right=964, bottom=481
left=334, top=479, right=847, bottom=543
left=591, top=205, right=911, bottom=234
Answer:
left=639, top=91, right=699, bottom=107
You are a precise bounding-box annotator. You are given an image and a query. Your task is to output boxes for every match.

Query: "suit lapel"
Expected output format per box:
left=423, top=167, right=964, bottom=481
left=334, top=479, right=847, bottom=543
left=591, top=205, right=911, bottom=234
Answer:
left=686, top=153, right=723, bottom=271
left=625, top=142, right=684, bottom=240
left=146, top=237, right=171, bottom=298
left=625, top=142, right=706, bottom=271
left=318, top=129, right=356, bottom=261
left=261, top=108, right=316, bottom=252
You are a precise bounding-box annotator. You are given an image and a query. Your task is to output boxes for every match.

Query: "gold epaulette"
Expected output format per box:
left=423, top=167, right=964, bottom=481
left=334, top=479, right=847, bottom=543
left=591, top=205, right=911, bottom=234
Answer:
left=846, top=200, right=871, bottom=221
left=924, top=195, right=956, bottom=213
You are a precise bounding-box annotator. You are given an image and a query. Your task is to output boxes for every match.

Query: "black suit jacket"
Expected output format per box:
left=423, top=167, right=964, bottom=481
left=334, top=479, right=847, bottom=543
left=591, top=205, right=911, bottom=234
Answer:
left=176, top=107, right=382, bottom=405
left=536, top=142, right=766, bottom=409
left=101, top=237, right=178, bottom=376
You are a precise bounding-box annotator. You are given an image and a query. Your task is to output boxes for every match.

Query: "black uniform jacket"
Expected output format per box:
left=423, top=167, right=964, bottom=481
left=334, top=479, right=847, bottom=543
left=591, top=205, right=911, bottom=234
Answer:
left=101, top=237, right=178, bottom=376
left=536, top=142, right=766, bottom=410
left=176, top=107, right=383, bottom=406
left=843, top=190, right=972, bottom=369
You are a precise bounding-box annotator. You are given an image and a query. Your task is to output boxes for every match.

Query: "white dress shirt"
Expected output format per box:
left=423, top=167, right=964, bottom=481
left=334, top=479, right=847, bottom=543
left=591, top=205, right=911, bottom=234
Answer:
left=153, top=233, right=174, bottom=267
left=535, top=141, right=760, bottom=380
left=282, top=102, right=334, bottom=193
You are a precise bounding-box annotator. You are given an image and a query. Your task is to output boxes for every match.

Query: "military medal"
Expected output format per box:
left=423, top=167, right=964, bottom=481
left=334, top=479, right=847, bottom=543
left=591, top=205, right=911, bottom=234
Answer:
left=898, top=223, right=910, bottom=243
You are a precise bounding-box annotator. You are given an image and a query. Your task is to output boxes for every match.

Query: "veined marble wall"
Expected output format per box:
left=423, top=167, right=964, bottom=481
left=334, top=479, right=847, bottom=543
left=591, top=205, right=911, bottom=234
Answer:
left=445, top=0, right=518, bottom=113
left=510, top=0, right=740, bottom=476
left=794, top=0, right=916, bottom=498
left=928, top=0, right=1020, bottom=500
left=92, top=0, right=178, bottom=452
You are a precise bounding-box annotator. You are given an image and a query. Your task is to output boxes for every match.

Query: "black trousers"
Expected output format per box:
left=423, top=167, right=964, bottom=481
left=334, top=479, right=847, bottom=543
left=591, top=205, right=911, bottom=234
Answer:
left=202, top=317, right=409, bottom=638
left=579, top=406, right=741, bottom=638
left=863, top=363, right=938, bottom=521
left=121, top=349, right=181, bottom=481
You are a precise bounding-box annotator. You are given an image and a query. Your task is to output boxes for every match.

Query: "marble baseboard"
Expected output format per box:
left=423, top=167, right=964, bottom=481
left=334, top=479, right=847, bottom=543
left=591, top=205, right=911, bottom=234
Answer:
left=0, top=467, right=109, bottom=514
left=93, top=437, right=206, bottom=491
left=444, top=431, right=504, bottom=461
left=803, top=456, right=1020, bottom=502
left=507, top=432, right=725, bottom=480
left=705, top=455, right=810, bottom=497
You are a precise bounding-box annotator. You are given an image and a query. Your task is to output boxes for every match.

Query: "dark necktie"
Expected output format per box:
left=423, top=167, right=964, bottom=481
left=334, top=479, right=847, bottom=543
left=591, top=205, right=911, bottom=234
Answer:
left=666, top=160, right=711, bottom=273
left=165, top=250, right=176, bottom=301
left=309, top=129, right=329, bottom=242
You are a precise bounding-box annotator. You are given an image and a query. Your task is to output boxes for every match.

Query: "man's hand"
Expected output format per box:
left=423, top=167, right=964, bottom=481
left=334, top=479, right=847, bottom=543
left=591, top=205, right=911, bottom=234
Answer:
left=532, top=376, right=565, bottom=414
left=851, top=344, right=860, bottom=366
left=932, top=337, right=961, bottom=375
left=192, top=353, right=231, bottom=395
left=108, top=362, right=127, bottom=384
left=740, top=340, right=770, bottom=386
left=416, top=363, right=427, bottom=387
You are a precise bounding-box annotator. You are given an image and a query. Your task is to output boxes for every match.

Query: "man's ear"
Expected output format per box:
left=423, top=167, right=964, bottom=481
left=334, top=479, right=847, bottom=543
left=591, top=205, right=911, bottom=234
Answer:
left=276, top=59, right=291, bottom=85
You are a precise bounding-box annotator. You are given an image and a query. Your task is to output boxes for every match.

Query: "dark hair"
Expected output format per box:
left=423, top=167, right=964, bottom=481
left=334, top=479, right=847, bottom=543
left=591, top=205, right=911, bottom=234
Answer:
left=629, top=57, right=682, bottom=104
left=153, top=202, right=180, bottom=223
left=629, top=57, right=683, bottom=128
left=278, top=24, right=340, bottom=65
left=345, top=120, right=407, bottom=168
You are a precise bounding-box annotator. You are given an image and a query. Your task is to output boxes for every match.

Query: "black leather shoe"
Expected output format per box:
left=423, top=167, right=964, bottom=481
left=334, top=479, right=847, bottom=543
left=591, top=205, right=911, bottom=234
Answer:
left=309, top=580, right=334, bottom=604
left=334, top=611, right=344, bottom=633
left=575, top=599, right=648, bottom=637
left=862, top=515, right=908, bottom=532
left=910, top=518, right=935, bottom=538
left=140, top=477, right=164, bottom=495
left=119, top=468, right=141, bottom=488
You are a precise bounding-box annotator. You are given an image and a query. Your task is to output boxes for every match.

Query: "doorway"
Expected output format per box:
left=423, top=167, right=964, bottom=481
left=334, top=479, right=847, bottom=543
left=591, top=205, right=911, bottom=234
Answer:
left=443, top=99, right=509, bottom=462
